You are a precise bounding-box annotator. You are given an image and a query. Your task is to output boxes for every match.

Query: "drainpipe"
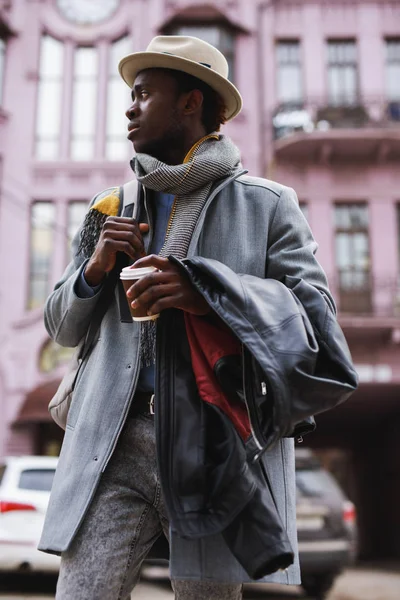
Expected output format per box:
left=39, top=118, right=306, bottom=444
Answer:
left=256, top=1, right=274, bottom=178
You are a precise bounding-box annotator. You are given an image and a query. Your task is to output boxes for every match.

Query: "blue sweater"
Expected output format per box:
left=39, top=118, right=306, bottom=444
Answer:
left=137, top=191, right=174, bottom=391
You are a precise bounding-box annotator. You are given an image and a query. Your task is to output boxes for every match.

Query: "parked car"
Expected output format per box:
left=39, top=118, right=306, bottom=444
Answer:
left=0, top=449, right=357, bottom=598
left=0, top=456, right=60, bottom=573
left=296, top=447, right=357, bottom=598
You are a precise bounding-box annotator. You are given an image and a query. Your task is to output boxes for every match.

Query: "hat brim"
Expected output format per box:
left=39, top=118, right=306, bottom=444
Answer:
left=118, top=52, right=242, bottom=121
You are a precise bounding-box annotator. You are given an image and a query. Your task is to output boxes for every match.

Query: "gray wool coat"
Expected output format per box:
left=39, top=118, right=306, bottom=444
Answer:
left=39, top=171, right=335, bottom=585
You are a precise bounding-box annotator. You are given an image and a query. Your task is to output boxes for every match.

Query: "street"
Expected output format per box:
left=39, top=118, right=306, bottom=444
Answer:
left=0, top=570, right=305, bottom=600
left=0, top=566, right=399, bottom=600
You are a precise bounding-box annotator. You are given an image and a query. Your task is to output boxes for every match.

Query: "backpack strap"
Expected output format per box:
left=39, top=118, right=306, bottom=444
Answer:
left=82, top=179, right=141, bottom=358
left=118, top=178, right=140, bottom=322
left=120, top=178, right=139, bottom=219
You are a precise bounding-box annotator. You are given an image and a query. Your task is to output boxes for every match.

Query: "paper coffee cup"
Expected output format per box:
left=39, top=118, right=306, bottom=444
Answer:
left=120, top=266, right=160, bottom=321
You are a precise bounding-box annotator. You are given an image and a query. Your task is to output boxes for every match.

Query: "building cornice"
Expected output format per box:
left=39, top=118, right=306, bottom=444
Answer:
left=263, top=0, right=400, bottom=5
left=160, top=2, right=249, bottom=34
left=0, top=0, right=17, bottom=38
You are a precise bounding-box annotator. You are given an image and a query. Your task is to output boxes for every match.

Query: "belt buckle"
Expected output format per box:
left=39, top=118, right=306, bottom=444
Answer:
left=149, top=394, right=155, bottom=415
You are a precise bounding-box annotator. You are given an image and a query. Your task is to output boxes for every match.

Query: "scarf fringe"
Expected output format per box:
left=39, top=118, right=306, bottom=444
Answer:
left=77, top=209, right=108, bottom=259
left=140, top=320, right=157, bottom=367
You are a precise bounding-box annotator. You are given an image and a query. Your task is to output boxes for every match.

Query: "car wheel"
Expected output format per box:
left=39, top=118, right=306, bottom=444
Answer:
left=302, top=572, right=337, bottom=599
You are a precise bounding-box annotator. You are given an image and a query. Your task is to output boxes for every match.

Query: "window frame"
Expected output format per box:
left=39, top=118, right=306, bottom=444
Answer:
left=66, top=199, right=88, bottom=262
left=386, top=38, right=400, bottom=102
left=275, top=39, right=303, bottom=107
left=27, top=200, right=56, bottom=310
left=35, top=34, right=65, bottom=160
left=334, top=202, right=371, bottom=313
left=34, top=29, right=133, bottom=162
left=105, top=35, right=132, bottom=161
left=327, top=39, right=359, bottom=107
left=70, top=45, right=99, bottom=161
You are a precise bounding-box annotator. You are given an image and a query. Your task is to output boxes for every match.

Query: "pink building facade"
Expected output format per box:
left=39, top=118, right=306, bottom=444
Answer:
left=0, top=0, right=400, bottom=559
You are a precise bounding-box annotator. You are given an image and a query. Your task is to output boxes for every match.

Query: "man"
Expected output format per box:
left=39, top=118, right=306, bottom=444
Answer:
left=39, top=36, right=357, bottom=599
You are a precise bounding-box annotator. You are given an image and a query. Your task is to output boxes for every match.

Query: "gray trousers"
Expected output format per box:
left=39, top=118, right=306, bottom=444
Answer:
left=56, top=415, right=242, bottom=600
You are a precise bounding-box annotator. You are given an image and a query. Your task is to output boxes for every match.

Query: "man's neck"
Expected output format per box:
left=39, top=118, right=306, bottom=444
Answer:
left=165, top=128, right=209, bottom=165
left=183, top=133, right=220, bottom=163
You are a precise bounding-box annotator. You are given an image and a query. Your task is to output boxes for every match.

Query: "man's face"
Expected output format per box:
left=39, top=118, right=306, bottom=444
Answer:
left=126, top=69, right=185, bottom=160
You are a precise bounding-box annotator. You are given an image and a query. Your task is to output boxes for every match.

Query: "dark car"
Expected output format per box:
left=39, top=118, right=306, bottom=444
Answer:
left=147, top=447, right=357, bottom=599
left=296, top=447, right=357, bottom=598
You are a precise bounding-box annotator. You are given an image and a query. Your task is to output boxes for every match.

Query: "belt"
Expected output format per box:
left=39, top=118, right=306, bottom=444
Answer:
left=128, top=391, right=155, bottom=419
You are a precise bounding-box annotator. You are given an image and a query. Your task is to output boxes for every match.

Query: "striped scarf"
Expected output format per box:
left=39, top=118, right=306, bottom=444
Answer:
left=132, top=133, right=241, bottom=260
left=131, top=133, right=241, bottom=366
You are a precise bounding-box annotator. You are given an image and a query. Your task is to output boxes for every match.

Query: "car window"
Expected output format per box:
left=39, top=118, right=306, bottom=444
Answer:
left=0, top=465, right=5, bottom=486
left=18, top=469, right=56, bottom=492
left=296, top=469, right=339, bottom=497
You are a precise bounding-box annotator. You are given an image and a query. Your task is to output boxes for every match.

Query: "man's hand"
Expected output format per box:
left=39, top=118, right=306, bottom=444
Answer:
left=126, top=255, right=210, bottom=316
left=84, top=217, right=149, bottom=287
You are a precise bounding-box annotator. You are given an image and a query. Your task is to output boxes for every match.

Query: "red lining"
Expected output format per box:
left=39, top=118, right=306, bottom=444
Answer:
left=184, top=313, right=251, bottom=441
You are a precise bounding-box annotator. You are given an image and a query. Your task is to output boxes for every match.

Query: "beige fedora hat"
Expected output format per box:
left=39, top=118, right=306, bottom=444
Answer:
left=118, top=35, right=242, bottom=121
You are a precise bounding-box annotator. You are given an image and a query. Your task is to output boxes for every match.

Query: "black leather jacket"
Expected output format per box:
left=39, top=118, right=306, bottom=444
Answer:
left=153, top=256, right=358, bottom=579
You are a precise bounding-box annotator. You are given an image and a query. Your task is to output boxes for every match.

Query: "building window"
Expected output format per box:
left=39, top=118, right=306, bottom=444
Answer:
left=0, top=38, right=5, bottom=105
left=67, top=201, right=87, bottom=259
left=35, top=36, right=64, bottom=160
left=328, top=41, right=358, bottom=106
left=106, top=36, right=131, bottom=160
left=386, top=39, right=400, bottom=101
left=335, top=203, right=371, bottom=313
left=28, top=202, right=55, bottom=310
left=276, top=41, right=302, bottom=106
left=71, top=47, right=98, bottom=160
left=39, top=339, right=74, bottom=373
left=171, top=25, right=235, bottom=82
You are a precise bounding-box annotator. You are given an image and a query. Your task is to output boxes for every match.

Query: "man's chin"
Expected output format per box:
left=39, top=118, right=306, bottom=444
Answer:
left=134, top=142, right=165, bottom=161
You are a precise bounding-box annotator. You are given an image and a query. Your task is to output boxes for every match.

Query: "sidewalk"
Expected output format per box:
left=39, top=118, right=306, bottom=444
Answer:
left=327, top=565, right=400, bottom=600
left=0, top=565, right=399, bottom=600
left=142, top=564, right=400, bottom=600
left=242, top=564, right=400, bottom=599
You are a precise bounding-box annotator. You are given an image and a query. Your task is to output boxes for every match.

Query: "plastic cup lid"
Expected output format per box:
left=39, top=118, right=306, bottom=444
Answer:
left=120, top=265, right=158, bottom=280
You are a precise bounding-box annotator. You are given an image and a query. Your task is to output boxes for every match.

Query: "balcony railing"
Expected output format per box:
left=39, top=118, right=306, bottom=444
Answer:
left=332, top=274, right=400, bottom=320
left=272, top=97, right=400, bottom=140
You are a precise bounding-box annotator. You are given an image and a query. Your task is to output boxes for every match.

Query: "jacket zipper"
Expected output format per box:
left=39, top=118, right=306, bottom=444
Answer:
left=143, top=187, right=154, bottom=253
left=160, top=197, right=177, bottom=252
left=101, top=326, right=142, bottom=473
left=241, top=344, right=265, bottom=454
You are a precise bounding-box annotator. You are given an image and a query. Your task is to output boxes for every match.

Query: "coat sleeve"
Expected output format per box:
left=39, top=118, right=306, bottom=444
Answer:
left=266, top=186, right=336, bottom=314
left=44, top=188, right=113, bottom=348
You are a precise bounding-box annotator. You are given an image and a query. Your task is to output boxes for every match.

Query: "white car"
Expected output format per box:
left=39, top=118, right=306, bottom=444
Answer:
left=0, top=456, right=60, bottom=573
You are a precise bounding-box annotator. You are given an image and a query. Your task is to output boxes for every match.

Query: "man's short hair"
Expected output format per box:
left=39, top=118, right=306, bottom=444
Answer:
left=166, top=69, right=228, bottom=133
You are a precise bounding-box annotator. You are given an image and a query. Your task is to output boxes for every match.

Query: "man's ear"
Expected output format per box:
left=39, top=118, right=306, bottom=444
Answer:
left=183, top=89, right=204, bottom=115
